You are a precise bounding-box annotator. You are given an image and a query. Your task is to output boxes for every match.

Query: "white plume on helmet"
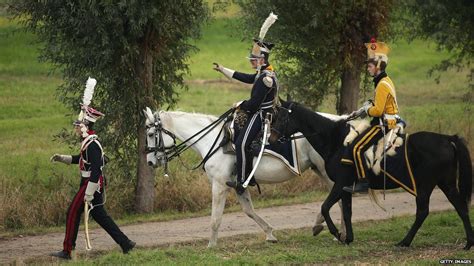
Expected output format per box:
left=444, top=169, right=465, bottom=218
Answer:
left=75, top=77, right=104, bottom=137
left=258, top=12, right=278, bottom=41
left=250, top=12, right=278, bottom=59
left=82, top=77, right=97, bottom=106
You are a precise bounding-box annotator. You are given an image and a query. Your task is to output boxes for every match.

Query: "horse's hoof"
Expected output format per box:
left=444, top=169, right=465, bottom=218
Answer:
left=339, top=232, right=347, bottom=242
left=266, top=233, right=278, bottom=243
left=337, top=233, right=347, bottom=244
left=266, top=238, right=278, bottom=243
left=312, top=225, right=324, bottom=236
left=395, top=241, right=410, bottom=247
left=463, top=241, right=473, bottom=250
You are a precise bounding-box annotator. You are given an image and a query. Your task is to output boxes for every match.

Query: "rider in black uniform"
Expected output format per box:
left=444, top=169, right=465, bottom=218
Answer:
left=213, top=13, right=279, bottom=195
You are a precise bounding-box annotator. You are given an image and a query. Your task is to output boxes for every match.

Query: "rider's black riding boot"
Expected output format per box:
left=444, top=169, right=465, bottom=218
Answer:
left=226, top=180, right=246, bottom=195
left=343, top=178, right=369, bottom=193
left=50, top=250, right=71, bottom=260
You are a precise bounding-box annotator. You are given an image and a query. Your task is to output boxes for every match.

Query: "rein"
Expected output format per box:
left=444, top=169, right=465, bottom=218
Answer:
left=150, top=107, right=235, bottom=173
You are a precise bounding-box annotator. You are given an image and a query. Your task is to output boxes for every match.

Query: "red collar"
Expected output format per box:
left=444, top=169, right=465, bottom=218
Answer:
left=82, top=130, right=96, bottom=139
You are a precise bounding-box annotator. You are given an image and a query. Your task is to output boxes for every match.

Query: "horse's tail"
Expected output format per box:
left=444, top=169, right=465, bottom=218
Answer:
left=368, top=189, right=386, bottom=212
left=452, top=135, right=472, bottom=205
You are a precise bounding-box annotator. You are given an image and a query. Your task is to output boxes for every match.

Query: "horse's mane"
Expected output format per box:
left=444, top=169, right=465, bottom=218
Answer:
left=162, top=110, right=218, bottom=123
left=290, top=102, right=345, bottom=134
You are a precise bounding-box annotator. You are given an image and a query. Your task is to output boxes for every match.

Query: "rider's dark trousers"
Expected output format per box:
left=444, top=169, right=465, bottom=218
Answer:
left=341, top=125, right=384, bottom=179
left=62, top=177, right=130, bottom=254
left=235, top=112, right=262, bottom=183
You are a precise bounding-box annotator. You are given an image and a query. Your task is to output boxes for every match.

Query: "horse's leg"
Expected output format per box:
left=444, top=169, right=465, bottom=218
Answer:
left=340, top=191, right=353, bottom=244
left=237, top=190, right=277, bottom=243
left=312, top=173, right=346, bottom=238
left=321, top=184, right=344, bottom=242
left=313, top=173, right=332, bottom=236
left=438, top=182, right=474, bottom=250
left=396, top=189, right=433, bottom=247
left=337, top=200, right=347, bottom=240
left=208, top=180, right=230, bottom=248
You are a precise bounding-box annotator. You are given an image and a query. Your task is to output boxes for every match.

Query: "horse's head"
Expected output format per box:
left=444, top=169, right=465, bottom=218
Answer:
left=143, top=107, right=176, bottom=169
left=269, top=102, right=299, bottom=144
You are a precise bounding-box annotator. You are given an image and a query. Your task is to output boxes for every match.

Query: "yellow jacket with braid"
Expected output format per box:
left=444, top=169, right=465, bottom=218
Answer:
left=367, top=76, right=399, bottom=128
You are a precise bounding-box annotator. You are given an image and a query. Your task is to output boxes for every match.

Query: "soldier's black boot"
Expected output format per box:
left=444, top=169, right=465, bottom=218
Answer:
left=121, top=240, right=136, bottom=254
left=343, top=178, right=369, bottom=193
left=50, top=250, right=71, bottom=260
left=226, top=180, right=246, bottom=195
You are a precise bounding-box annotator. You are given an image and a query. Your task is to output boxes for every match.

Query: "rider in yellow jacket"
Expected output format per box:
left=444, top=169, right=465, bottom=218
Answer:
left=342, top=39, right=401, bottom=193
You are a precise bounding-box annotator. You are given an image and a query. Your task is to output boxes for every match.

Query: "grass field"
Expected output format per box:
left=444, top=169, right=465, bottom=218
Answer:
left=0, top=4, right=472, bottom=238
left=44, top=210, right=472, bottom=265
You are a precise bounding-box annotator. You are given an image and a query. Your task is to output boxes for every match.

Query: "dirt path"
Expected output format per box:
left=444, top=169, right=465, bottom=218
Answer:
left=0, top=189, right=457, bottom=264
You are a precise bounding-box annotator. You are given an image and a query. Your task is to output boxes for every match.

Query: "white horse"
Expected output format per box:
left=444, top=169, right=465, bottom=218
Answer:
left=143, top=108, right=345, bottom=247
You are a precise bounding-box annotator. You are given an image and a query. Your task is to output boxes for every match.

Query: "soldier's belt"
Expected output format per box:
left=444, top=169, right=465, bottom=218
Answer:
left=81, top=171, right=91, bottom=178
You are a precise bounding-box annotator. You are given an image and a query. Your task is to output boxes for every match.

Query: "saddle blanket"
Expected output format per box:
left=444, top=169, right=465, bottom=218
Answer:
left=225, top=127, right=301, bottom=175
left=370, top=134, right=417, bottom=196
left=344, top=120, right=417, bottom=196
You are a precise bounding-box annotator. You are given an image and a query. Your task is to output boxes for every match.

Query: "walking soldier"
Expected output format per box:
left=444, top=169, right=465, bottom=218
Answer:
left=50, top=78, right=135, bottom=259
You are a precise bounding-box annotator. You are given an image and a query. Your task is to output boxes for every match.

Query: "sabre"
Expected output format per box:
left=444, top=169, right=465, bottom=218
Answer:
left=242, top=113, right=271, bottom=188
left=84, top=202, right=92, bottom=251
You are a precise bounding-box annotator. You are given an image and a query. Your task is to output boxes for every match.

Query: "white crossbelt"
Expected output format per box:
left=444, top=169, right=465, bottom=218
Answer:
left=384, top=114, right=400, bottom=120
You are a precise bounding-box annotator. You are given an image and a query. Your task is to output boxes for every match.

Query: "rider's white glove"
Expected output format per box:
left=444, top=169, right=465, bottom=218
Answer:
left=213, top=63, right=235, bottom=80
left=50, top=154, right=72, bottom=165
left=84, top=181, right=100, bottom=203
left=233, top=101, right=243, bottom=108
left=362, top=100, right=374, bottom=114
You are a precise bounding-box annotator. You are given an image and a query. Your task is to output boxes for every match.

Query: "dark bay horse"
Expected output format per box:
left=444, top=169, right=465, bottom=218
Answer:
left=269, top=102, right=474, bottom=249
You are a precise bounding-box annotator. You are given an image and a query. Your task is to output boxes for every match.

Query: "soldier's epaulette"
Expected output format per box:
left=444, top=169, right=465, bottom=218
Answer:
left=263, top=76, right=273, bottom=88
left=261, top=70, right=275, bottom=88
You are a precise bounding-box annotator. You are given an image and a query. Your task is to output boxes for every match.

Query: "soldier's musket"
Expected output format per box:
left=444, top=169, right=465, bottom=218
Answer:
left=84, top=202, right=92, bottom=251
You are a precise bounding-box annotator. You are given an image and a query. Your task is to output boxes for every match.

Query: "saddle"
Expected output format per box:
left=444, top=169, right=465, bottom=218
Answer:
left=221, top=110, right=301, bottom=175
left=344, top=119, right=417, bottom=195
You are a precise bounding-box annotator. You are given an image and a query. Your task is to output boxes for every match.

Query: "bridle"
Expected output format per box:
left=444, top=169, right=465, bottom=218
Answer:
left=146, top=112, right=177, bottom=174
left=146, top=108, right=235, bottom=175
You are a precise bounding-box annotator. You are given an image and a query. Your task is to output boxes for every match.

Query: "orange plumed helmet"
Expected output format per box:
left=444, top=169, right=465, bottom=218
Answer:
left=365, top=38, right=390, bottom=68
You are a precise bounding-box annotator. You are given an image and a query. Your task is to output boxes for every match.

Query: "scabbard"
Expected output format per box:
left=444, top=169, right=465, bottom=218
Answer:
left=84, top=202, right=92, bottom=251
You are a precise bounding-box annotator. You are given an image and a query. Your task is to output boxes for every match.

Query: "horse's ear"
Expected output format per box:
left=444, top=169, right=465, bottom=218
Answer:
left=144, top=107, right=154, bottom=124
left=286, top=93, right=293, bottom=102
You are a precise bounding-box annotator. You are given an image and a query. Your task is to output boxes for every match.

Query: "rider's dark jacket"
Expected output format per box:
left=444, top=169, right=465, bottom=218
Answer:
left=232, top=65, right=277, bottom=113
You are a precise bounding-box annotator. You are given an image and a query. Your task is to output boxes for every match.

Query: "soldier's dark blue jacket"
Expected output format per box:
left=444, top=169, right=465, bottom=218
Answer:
left=232, top=65, right=277, bottom=113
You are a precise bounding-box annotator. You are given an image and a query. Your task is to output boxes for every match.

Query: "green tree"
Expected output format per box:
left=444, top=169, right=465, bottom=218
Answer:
left=10, top=0, right=209, bottom=213
left=236, top=0, right=394, bottom=114
left=400, top=0, right=473, bottom=87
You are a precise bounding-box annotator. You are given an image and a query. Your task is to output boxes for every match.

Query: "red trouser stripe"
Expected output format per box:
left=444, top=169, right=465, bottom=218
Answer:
left=63, top=183, right=87, bottom=253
